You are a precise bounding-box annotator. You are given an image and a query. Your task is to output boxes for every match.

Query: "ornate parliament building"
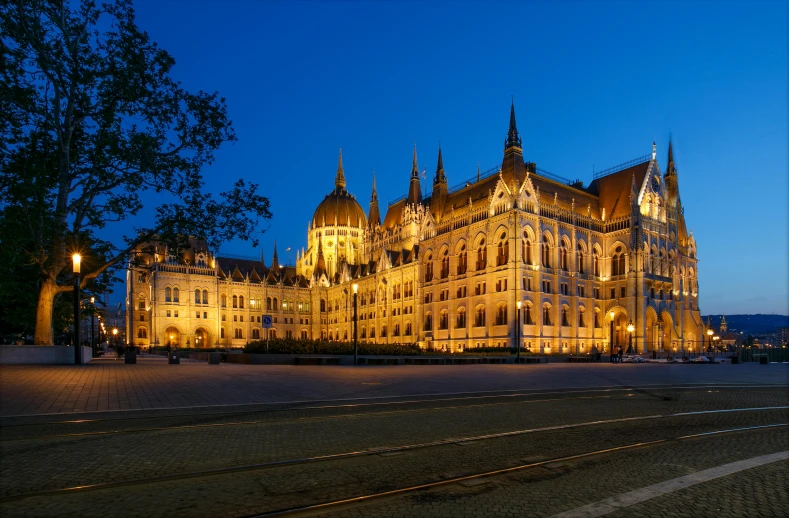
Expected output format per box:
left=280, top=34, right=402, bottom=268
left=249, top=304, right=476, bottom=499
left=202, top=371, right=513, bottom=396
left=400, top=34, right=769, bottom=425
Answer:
left=127, top=103, right=703, bottom=354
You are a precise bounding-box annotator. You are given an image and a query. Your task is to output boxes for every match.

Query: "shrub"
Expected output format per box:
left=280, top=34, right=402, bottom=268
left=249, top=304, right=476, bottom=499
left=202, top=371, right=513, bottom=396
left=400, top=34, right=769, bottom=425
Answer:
left=243, top=338, right=422, bottom=356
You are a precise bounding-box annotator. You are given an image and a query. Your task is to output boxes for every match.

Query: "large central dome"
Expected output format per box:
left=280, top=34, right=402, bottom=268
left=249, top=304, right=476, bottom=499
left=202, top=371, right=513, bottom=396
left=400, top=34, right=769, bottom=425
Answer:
left=312, top=149, right=367, bottom=229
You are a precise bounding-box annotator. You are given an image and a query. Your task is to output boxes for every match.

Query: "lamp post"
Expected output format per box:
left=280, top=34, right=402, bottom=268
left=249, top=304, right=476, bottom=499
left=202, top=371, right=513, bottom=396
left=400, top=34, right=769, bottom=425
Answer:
left=516, top=301, right=522, bottom=364
left=627, top=320, right=635, bottom=354
left=713, top=335, right=720, bottom=357
left=72, top=254, right=81, bottom=364
left=609, top=310, right=615, bottom=353
left=707, top=327, right=714, bottom=357
left=112, top=328, right=118, bottom=351
left=90, top=297, right=95, bottom=357
left=352, top=283, right=358, bottom=366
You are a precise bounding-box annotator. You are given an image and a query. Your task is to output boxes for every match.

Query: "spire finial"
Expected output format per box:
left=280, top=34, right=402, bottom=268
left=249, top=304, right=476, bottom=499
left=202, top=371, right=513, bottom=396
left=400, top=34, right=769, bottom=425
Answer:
left=411, top=143, right=419, bottom=178
left=335, top=148, right=346, bottom=190
left=666, top=138, right=676, bottom=177
left=505, top=98, right=522, bottom=150
left=434, top=144, right=446, bottom=184
left=477, top=162, right=481, bottom=182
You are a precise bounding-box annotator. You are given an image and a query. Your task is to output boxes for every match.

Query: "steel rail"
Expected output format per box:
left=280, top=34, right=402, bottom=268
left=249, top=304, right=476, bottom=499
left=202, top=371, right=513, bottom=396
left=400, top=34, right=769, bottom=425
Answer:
left=1, top=406, right=786, bottom=504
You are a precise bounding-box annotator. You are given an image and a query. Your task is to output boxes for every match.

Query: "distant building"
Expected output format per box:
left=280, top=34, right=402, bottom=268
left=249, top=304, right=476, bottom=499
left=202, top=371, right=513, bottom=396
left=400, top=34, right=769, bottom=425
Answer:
left=127, top=102, right=703, bottom=354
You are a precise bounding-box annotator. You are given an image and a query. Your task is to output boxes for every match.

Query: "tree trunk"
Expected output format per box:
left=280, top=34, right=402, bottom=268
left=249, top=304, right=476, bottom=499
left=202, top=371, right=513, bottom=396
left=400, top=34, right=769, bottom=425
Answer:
left=34, top=279, right=59, bottom=345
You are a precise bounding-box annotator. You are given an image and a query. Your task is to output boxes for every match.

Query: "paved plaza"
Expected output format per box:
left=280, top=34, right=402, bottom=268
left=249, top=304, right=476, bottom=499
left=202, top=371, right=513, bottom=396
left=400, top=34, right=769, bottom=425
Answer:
left=1, top=361, right=787, bottom=517
left=2, top=358, right=788, bottom=417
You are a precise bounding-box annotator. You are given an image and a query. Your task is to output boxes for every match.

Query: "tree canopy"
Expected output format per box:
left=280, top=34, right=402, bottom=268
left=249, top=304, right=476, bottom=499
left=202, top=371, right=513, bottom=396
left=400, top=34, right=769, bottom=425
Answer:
left=0, top=0, right=272, bottom=344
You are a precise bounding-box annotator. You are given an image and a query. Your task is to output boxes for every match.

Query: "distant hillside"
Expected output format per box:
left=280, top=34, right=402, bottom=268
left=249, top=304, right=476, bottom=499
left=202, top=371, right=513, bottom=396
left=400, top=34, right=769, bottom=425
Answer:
left=701, top=314, right=789, bottom=335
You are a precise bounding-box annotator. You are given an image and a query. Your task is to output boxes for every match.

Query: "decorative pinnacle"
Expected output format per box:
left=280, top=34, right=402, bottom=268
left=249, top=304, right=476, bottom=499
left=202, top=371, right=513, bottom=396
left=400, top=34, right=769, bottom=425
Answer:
left=335, top=148, right=346, bottom=189
left=434, top=145, right=446, bottom=184
left=411, top=143, right=419, bottom=178
left=371, top=172, right=378, bottom=201
left=505, top=98, right=522, bottom=150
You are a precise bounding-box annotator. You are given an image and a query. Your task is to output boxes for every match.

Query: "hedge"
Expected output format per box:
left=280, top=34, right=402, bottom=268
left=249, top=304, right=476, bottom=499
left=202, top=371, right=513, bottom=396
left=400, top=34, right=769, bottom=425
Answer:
left=244, top=337, right=423, bottom=356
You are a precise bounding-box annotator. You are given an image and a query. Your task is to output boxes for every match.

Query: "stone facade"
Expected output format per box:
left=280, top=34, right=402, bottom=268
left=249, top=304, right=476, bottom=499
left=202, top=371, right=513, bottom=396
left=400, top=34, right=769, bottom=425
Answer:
left=127, top=103, right=703, bottom=354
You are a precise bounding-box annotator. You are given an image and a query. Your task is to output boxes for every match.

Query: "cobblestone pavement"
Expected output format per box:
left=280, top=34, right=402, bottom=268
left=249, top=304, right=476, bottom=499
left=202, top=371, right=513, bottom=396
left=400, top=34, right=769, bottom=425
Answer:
left=1, top=360, right=787, bottom=416
left=1, top=381, right=787, bottom=518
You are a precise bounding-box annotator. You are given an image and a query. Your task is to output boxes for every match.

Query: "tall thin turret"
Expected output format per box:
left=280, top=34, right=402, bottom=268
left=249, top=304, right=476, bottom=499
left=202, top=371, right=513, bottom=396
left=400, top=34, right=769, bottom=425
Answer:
left=407, top=144, right=422, bottom=205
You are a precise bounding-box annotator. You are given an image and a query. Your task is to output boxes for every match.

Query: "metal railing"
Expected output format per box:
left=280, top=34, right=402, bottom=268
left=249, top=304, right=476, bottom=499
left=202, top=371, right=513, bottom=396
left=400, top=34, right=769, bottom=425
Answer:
left=593, top=153, right=652, bottom=179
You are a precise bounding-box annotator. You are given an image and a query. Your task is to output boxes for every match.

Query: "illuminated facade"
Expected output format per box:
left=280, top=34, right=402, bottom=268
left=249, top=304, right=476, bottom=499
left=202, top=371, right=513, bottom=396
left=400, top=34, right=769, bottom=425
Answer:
left=128, top=102, right=703, bottom=354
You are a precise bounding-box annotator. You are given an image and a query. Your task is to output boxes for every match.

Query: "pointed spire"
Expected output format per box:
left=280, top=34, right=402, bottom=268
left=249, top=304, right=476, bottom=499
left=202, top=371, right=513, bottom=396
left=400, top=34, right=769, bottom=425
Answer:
left=260, top=246, right=266, bottom=268
left=271, top=239, right=279, bottom=270
left=371, top=172, right=378, bottom=201
left=665, top=138, right=676, bottom=177
left=505, top=97, right=522, bottom=150
left=434, top=145, right=446, bottom=185
left=369, top=172, right=381, bottom=229
left=407, top=143, right=422, bottom=205
left=335, top=148, right=346, bottom=190
left=411, top=143, right=419, bottom=178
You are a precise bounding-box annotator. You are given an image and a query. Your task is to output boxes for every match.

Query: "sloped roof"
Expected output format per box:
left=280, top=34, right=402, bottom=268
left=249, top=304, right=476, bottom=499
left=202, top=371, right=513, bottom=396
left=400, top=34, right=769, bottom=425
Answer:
left=586, top=160, right=651, bottom=220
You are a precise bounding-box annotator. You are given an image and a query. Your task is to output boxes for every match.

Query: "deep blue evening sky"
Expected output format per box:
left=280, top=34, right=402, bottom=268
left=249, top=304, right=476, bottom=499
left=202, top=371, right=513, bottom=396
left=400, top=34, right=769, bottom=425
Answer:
left=127, top=0, right=788, bottom=316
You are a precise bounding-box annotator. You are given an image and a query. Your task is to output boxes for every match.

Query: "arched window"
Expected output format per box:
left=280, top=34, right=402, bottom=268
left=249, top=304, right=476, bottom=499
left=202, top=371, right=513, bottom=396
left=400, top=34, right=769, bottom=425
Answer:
left=269, top=329, right=276, bottom=339
left=172, top=287, right=180, bottom=302
left=239, top=295, right=245, bottom=309
left=497, top=232, right=508, bottom=266
left=195, top=289, right=201, bottom=304
left=234, top=328, right=243, bottom=339
left=456, top=308, right=466, bottom=328
left=579, top=310, right=586, bottom=327
left=457, top=244, right=467, bottom=275
left=612, top=246, right=626, bottom=276
left=252, top=329, right=260, bottom=340
left=320, top=299, right=326, bottom=312
left=425, top=253, right=434, bottom=282
left=393, top=323, right=400, bottom=336
left=439, top=310, right=448, bottom=330
left=524, top=304, right=534, bottom=325
left=232, top=295, right=238, bottom=308
left=495, top=304, right=507, bottom=325
left=593, top=250, right=600, bottom=277
left=165, top=287, right=172, bottom=302
left=543, top=306, right=552, bottom=326
left=542, top=236, right=551, bottom=268
left=476, top=239, right=487, bottom=270
left=559, top=242, right=568, bottom=271
left=405, top=321, right=412, bottom=335
left=424, top=313, right=432, bottom=331
left=221, top=294, right=227, bottom=308
left=220, top=327, right=225, bottom=339
left=137, top=327, right=147, bottom=339
left=475, top=306, right=486, bottom=327
left=301, top=330, right=308, bottom=340
left=577, top=243, right=585, bottom=274
left=202, top=290, right=208, bottom=305
left=523, top=234, right=532, bottom=265
left=266, top=297, right=272, bottom=311
left=370, top=325, right=376, bottom=338
left=361, top=327, right=367, bottom=339
left=441, top=250, right=449, bottom=279
left=562, top=307, right=570, bottom=326
left=273, top=297, right=279, bottom=311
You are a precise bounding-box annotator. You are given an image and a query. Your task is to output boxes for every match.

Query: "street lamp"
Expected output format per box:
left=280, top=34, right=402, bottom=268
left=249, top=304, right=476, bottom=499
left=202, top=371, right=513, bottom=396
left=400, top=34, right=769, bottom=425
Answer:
left=72, top=254, right=81, bottom=364
left=352, top=283, right=358, bottom=366
left=90, top=297, right=95, bottom=357
left=627, top=320, right=635, bottom=354
left=713, top=335, right=720, bottom=355
left=112, top=328, right=118, bottom=350
left=707, top=327, right=714, bottom=355
left=609, top=310, right=615, bottom=353
left=516, top=301, right=522, bottom=364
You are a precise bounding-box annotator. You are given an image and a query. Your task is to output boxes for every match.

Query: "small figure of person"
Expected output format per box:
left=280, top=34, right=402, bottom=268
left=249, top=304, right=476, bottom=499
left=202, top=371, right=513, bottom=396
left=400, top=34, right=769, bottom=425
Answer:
left=618, top=346, right=624, bottom=363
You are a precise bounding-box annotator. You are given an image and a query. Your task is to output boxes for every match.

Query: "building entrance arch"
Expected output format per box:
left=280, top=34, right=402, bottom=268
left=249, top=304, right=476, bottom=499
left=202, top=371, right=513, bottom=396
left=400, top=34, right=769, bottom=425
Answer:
left=164, top=326, right=182, bottom=348
left=193, top=328, right=210, bottom=349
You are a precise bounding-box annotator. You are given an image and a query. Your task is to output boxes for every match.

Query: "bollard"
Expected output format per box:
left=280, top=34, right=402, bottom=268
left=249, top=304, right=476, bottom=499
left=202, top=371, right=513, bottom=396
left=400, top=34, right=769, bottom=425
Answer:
left=209, top=352, right=221, bottom=365
left=168, top=352, right=180, bottom=364
left=124, top=350, right=136, bottom=364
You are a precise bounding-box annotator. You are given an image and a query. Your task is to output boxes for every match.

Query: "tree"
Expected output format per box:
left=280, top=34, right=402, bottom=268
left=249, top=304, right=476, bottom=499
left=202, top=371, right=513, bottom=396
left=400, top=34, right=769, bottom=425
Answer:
left=1, top=0, right=271, bottom=345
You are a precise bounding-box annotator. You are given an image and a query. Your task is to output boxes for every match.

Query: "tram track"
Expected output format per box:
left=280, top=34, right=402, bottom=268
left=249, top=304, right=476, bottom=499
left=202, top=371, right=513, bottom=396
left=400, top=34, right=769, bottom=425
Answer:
left=0, top=383, right=783, bottom=438
left=1, top=405, right=786, bottom=504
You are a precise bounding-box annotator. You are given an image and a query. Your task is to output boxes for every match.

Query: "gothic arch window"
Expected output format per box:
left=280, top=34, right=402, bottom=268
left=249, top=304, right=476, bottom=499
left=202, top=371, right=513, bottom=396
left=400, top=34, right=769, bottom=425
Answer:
left=456, top=307, right=466, bottom=328
left=577, top=243, right=585, bottom=274
left=266, top=297, right=272, bottom=311
left=220, top=327, right=225, bottom=339
left=457, top=244, right=467, bottom=275
left=495, top=303, right=507, bottom=325
left=593, top=249, right=601, bottom=277
left=651, top=246, right=659, bottom=274
left=239, top=295, right=245, bottom=309
left=579, top=308, right=586, bottom=327
left=543, top=305, right=553, bottom=326
left=370, top=325, right=376, bottom=338
left=172, top=287, right=180, bottom=302
left=611, top=246, right=626, bottom=276
left=476, top=239, right=487, bottom=270
left=559, top=240, right=569, bottom=271
left=561, top=307, right=570, bottom=327
left=195, top=289, right=201, bottom=304
left=497, top=232, right=508, bottom=266
left=439, top=310, right=449, bottom=330
left=221, top=294, right=227, bottom=308
left=441, top=249, right=449, bottom=279
left=523, top=233, right=533, bottom=265
left=320, top=299, right=326, bottom=312
left=234, top=328, right=243, bottom=339
left=273, top=297, right=278, bottom=311
left=232, top=295, right=238, bottom=308
left=405, top=321, right=412, bottom=335
left=165, top=287, right=172, bottom=302
left=202, top=290, right=208, bottom=305
left=475, top=305, right=486, bottom=327
left=542, top=235, right=551, bottom=268
left=252, top=329, right=260, bottom=340
left=361, top=327, right=367, bottom=339
left=524, top=303, right=534, bottom=325
left=425, top=253, right=434, bottom=282
left=137, top=327, right=147, bottom=339
left=423, top=313, right=432, bottom=331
